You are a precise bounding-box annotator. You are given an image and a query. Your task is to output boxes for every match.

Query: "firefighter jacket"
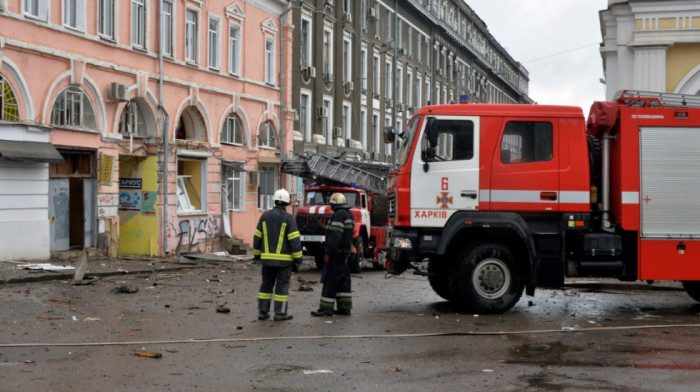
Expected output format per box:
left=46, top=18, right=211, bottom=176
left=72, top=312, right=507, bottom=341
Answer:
left=253, top=205, right=303, bottom=267
left=324, top=206, right=354, bottom=255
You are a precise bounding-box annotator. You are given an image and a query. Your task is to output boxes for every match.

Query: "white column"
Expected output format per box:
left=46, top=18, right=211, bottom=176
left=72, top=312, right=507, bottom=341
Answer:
left=632, top=46, right=668, bottom=92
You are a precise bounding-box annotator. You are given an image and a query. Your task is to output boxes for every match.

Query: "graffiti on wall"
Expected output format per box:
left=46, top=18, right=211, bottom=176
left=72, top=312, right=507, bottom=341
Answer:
left=170, top=216, right=220, bottom=252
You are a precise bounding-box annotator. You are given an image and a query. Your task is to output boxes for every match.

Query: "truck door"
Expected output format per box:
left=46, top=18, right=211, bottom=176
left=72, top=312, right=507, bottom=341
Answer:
left=410, top=116, right=480, bottom=227
left=490, top=119, right=559, bottom=212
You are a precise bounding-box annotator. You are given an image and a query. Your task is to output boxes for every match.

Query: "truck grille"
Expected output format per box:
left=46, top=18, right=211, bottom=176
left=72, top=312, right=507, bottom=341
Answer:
left=388, top=191, right=396, bottom=221
left=296, top=215, right=331, bottom=235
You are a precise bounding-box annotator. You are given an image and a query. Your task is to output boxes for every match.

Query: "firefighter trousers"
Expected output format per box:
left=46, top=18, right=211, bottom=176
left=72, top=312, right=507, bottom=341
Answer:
left=258, top=266, right=292, bottom=315
left=318, top=253, right=352, bottom=311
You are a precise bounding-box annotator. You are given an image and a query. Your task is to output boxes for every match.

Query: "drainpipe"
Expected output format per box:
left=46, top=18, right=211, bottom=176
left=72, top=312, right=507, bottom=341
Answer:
left=391, top=0, right=398, bottom=167
left=159, top=0, right=170, bottom=255
left=279, top=1, right=295, bottom=187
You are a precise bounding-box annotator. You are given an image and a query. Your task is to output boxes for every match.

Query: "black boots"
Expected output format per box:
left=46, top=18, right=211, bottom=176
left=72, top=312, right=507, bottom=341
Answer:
left=258, top=312, right=270, bottom=320
left=310, top=309, right=334, bottom=317
left=334, top=309, right=351, bottom=316
left=273, top=313, right=293, bottom=321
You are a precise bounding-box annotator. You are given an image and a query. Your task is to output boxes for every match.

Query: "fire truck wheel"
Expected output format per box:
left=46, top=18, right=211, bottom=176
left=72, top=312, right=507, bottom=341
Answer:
left=449, top=243, right=524, bottom=314
left=428, top=258, right=453, bottom=300
left=682, top=281, right=700, bottom=302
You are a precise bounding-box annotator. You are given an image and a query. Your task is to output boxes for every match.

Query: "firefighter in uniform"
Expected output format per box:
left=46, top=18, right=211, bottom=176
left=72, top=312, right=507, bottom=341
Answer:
left=253, top=189, right=303, bottom=321
left=311, top=193, right=354, bottom=317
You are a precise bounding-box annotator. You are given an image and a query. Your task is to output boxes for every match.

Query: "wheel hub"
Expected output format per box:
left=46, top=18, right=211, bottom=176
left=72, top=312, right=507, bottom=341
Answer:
left=473, top=258, right=511, bottom=299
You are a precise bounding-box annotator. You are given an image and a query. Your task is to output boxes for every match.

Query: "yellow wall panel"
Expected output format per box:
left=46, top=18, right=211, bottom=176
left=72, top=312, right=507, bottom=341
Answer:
left=118, top=155, right=159, bottom=256
left=666, top=44, right=700, bottom=92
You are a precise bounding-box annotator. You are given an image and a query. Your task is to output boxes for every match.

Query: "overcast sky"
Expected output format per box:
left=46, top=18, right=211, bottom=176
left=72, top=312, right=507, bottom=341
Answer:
left=466, top=0, right=608, bottom=116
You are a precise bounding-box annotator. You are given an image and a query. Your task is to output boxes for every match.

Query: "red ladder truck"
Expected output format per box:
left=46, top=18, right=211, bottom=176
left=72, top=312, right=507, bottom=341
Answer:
left=282, top=153, right=391, bottom=271
left=384, top=90, right=700, bottom=313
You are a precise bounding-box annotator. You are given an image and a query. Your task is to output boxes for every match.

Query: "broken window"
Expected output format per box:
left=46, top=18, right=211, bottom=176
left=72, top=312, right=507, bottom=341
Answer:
left=50, top=87, right=97, bottom=130
left=118, top=100, right=147, bottom=137
left=176, top=158, right=206, bottom=212
left=258, top=120, right=277, bottom=148
left=175, top=106, right=207, bottom=141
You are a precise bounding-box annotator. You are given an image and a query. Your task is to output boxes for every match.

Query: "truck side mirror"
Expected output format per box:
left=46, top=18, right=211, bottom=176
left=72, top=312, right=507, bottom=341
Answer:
left=384, top=126, right=395, bottom=143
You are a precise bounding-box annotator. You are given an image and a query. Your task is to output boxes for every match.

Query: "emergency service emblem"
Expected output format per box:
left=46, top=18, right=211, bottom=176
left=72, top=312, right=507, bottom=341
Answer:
left=436, top=192, right=453, bottom=209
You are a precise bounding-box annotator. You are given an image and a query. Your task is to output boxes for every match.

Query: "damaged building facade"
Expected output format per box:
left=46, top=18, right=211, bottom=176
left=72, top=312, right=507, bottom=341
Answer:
left=0, top=0, right=293, bottom=260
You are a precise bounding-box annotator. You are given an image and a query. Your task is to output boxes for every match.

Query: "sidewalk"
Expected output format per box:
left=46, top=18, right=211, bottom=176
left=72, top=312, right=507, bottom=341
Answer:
left=0, top=253, right=253, bottom=285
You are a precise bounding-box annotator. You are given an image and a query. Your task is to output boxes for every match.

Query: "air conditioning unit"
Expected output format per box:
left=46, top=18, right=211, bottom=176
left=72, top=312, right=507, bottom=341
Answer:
left=317, top=106, right=328, bottom=118
left=368, top=7, right=377, bottom=19
left=325, top=0, right=334, bottom=6
left=370, top=152, right=377, bottom=160
left=385, top=98, right=392, bottom=107
left=422, top=35, right=430, bottom=44
left=343, top=12, right=352, bottom=23
left=304, top=66, right=316, bottom=78
left=108, top=82, right=128, bottom=102
left=323, top=73, right=334, bottom=83
left=333, top=127, right=342, bottom=138
left=398, top=48, right=406, bottom=55
left=397, top=103, right=404, bottom=112
left=344, top=81, right=354, bottom=91
left=247, top=172, right=259, bottom=186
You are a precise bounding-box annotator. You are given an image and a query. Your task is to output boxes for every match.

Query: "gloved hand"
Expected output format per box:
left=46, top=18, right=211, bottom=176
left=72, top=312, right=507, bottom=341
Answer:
left=323, top=254, right=330, bottom=265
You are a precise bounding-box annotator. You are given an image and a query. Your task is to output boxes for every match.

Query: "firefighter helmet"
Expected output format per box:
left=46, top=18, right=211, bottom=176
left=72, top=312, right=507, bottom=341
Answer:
left=329, top=193, right=347, bottom=205
left=273, top=189, right=291, bottom=205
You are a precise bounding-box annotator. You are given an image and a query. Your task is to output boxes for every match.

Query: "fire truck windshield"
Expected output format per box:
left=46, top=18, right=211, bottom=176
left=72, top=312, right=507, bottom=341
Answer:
left=397, top=117, right=420, bottom=168
left=305, top=191, right=360, bottom=207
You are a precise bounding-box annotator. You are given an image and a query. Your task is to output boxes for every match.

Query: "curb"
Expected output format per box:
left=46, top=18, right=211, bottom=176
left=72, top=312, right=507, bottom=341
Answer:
left=0, top=264, right=206, bottom=285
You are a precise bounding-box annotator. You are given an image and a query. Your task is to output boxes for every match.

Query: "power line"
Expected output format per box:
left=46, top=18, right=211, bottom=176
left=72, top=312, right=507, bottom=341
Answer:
left=523, top=43, right=599, bottom=63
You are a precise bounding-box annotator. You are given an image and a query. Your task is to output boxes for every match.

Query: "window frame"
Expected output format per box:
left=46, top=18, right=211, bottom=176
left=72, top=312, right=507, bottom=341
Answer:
left=264, top=38, right=275, bottom=85
left=161, top=0, right=174, bottom=56
left=98, top=0, right=116, bottom=40
left=257, top=165, right=277, bottom=211
left=208, top=15, right=221, bottom=71
left=300, top=90, right=312, bottom=142
left=300, top=16, right=312, bottom=68
left=0, top=76, right=20, bottom=121
left=258, top=120, right=278, bottom=149
left=131, top=0, right=146, bottom=48
left=176, top=158, right=207, bottom=213
left=50, top=86, right=97, bottom=131
left=228, top=23, right=241, bottom=76
left=220, top=113, right=245, bottom=146
left=24, top=0, right=48, bottom=22
left=185, top=7, right=199, bottom=63
left=224, top=166, right=245, bottom=212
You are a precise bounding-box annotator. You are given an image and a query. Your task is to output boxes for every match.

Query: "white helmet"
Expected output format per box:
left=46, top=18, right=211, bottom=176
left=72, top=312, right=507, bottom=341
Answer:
left=273, top=189, right=291, bottom=205
left=329, top=193, right=347, bottom=205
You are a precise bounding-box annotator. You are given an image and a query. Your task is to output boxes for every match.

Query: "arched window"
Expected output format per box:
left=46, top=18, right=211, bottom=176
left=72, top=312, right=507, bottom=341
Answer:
left=1, top=76, right=20, bottom=121
left=258, top=120, right=277, bottom=148
left=175, top=106, right=207, bottom=141
left=118, top=100, right=147, bottom=137
left=50, top=87, right=97, bottom=130
left=221, top=113, right=245, bottom=145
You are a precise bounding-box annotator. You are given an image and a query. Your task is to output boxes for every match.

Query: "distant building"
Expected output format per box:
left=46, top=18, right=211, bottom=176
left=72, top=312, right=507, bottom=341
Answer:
left=289, top=0, right=531, bottom=172
left=0, top=0, right=293, bottom=260
left=600, top=0, right=700, bottom=98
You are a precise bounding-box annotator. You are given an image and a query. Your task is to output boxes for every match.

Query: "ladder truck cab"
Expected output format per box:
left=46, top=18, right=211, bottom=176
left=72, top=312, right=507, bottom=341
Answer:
left=281, top=153, right=391, bottom=271
left=385, top=90, right=700, bottom=314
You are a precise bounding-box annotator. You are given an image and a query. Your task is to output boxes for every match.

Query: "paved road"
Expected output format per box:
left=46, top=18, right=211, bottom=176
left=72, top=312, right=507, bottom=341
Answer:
left=1, top=258, right=699, bottom=391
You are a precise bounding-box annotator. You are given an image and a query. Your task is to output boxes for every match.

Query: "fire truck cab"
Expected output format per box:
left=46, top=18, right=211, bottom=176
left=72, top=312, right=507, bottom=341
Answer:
left=386, top=90, right=700, bottom=313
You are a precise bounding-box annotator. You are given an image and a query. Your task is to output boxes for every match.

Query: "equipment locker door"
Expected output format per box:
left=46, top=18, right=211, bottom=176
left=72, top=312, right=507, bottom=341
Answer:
left=410, top=116, right=479, bottom=227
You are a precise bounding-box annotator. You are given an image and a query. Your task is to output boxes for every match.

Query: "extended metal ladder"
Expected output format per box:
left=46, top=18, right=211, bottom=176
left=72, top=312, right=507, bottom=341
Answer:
left=615, top=90, right=700, bottom=108
left=282, top=153, right=389, bottom=195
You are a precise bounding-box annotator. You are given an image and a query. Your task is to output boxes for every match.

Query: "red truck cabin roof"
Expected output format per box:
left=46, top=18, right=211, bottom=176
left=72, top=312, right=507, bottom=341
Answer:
left=413, top=103, right=584, bottom=120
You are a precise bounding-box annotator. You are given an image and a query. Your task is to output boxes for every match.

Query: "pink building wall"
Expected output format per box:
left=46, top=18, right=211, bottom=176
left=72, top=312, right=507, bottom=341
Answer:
left=0, top=0, right=294, bottom=259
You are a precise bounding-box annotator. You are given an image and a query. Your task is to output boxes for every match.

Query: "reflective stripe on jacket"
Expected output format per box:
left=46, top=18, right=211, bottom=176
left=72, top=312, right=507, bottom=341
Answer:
left=324, top=207, right=354, bottom=255
left=253, top=206, right=303, bottom=267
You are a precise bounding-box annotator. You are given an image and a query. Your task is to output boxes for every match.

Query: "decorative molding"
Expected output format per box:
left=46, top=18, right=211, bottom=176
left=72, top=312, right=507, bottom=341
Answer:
left=225, top=3, right=245, bottom=21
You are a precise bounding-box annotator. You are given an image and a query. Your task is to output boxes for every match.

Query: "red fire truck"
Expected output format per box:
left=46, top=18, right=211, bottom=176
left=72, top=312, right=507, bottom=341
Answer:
left=282, top=153, right=391, bottom=271
left=385, top=90, right=700, bottom=313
